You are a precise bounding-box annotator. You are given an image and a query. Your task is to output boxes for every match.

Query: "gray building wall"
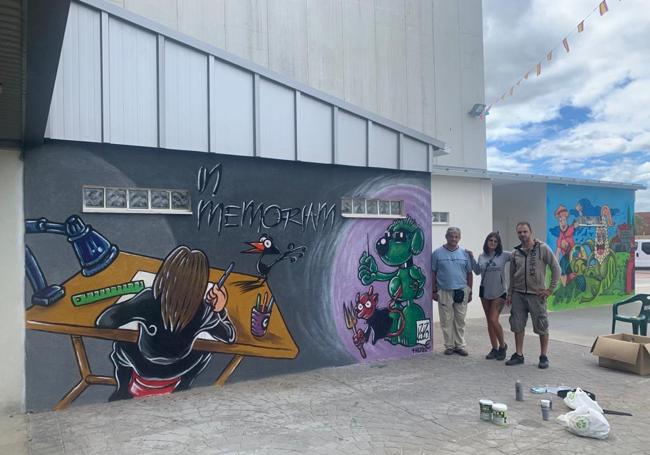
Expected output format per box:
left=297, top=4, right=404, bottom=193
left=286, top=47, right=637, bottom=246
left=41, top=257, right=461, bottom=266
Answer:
left=0, top=149, right=25, bottom=414
left=107, top=0, right=486, bottom=169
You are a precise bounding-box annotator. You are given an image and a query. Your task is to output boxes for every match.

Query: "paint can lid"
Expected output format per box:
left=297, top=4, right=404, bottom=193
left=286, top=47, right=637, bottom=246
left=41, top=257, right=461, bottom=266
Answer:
left=479, top=399, right=493, bottom=405
left=492, top=403, right=507, bottom=411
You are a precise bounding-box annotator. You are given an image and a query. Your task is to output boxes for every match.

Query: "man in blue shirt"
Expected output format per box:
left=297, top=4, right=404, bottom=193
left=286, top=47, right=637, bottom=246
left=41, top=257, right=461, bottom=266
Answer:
left=432, top=227, right=473, bottom=355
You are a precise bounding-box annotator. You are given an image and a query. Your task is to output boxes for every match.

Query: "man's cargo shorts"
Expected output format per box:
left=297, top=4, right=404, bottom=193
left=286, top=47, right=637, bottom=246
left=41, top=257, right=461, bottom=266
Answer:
left=509, top=292, right=549, bottom=335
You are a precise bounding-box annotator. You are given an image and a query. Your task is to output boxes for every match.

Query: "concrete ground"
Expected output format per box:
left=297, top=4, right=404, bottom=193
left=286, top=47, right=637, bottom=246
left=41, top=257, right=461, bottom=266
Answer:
left=4, top=271, right=650, bottom=455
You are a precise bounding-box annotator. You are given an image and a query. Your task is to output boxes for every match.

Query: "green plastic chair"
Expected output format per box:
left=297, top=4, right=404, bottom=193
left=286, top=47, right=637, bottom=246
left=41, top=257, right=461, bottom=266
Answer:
left=611, top=294, right=650, bottom=336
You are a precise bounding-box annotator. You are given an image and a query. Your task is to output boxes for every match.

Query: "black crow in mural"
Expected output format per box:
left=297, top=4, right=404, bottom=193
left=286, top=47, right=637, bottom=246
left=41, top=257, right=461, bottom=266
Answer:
left=236, top=234, right=307, bottom=292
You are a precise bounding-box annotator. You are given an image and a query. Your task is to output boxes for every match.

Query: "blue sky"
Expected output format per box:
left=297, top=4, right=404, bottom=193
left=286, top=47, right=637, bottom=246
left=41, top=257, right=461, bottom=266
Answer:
left=483, top=0, right=650, bottom=210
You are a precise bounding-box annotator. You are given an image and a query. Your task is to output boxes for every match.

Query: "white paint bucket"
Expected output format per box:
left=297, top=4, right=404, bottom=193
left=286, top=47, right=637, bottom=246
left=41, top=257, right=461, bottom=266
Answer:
left=492, top=403, right=508, bottom=425
left=479, top=399, right=493, bottom=421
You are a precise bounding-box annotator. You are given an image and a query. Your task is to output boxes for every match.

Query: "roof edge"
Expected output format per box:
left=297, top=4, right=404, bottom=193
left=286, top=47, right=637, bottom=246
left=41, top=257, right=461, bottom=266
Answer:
left=430, top=165, right=646, bottom=191
left=78, top=0, right=446, bottom=152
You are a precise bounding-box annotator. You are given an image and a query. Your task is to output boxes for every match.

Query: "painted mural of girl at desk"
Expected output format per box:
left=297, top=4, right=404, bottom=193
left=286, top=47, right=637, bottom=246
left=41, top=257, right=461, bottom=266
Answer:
left=96, top=246, right=236, bottom=401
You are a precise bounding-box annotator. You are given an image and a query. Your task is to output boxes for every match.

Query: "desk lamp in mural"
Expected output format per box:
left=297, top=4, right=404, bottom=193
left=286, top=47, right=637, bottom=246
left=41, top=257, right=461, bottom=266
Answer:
left=25, top=215, right=118, bottom=306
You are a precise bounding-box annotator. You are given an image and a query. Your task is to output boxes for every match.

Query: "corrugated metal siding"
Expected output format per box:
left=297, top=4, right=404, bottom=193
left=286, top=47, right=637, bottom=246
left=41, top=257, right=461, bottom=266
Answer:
left=297, top=95, right=332, bottom=164
left=369, top=124, right=398, bottom=169
left=163, top=40, right=208, bottom=152
left=0, top=0, right=23, bottom=141
left=44, top=0, right=445, bottom=172
left=46, top=2, right=102, bottom=142
left=210, top=59, right=254, bottom=157
left=106, top=17, right=157, bottom=146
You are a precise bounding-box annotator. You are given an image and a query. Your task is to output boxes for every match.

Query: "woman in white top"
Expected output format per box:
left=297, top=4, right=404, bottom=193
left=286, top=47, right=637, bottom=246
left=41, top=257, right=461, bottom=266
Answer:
left=469, top=232, right=512, bottom=361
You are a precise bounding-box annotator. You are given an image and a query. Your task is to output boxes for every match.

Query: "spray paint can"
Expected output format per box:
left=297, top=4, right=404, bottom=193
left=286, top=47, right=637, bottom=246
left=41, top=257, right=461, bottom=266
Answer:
left=540, top=399, right=551, bottom=421
left=515, top=380, right=524, bottom=401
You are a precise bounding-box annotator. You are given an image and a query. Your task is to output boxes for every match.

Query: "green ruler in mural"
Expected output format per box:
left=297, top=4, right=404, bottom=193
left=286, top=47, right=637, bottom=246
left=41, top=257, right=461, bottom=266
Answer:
left=71, top=280, right=146, bottom=306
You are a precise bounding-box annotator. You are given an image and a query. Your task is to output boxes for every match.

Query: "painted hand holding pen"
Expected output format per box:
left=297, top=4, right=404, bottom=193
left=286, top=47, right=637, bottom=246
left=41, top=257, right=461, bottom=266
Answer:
left=251, top=291, right=274, bottom=337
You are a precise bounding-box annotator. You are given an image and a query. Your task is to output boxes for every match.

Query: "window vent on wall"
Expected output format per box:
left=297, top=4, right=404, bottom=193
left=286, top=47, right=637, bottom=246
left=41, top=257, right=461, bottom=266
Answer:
left=82, top=186, right=192, bottom=215
left=432, top=211, right=449, bottom=225
left=340, top=198, right=405, bottom=219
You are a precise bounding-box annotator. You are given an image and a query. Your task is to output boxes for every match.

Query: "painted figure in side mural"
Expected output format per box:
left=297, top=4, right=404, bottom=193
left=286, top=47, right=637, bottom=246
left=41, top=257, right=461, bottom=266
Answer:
left=357, top=216, right=426, bottom=347
left=550, top=205, right=578, bottom=286
left=349, top=285, right=405, bottom=348
left=96, top=246, right=236, bottom=401
left=551, top=198, right=627, bottom=305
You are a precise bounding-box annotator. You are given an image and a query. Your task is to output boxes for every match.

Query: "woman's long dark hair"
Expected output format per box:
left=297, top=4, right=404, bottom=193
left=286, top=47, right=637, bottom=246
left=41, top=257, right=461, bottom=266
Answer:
left=153, top=246, right=209, bottom=332
left=482, top=232, right=503, bottom=256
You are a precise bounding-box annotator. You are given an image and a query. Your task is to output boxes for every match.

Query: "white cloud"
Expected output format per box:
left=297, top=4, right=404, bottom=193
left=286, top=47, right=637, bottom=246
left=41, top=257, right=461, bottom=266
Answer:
left=483, top=0, right=650, bottom=210
left=486, top=146, right=532, bottom=173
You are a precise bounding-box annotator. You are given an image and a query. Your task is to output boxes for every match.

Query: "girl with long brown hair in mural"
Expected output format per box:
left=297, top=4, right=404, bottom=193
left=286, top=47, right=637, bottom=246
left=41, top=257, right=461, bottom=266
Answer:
left=96, top=246, right=236, bottom=401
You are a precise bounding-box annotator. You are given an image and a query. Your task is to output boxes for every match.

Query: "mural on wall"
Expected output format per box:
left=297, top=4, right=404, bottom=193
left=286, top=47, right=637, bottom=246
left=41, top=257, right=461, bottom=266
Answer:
left=331, top=183, right=433, bottom=359
left=546, top=184, right=635, bottom=309
left=23, top=143, right=432, bottom=411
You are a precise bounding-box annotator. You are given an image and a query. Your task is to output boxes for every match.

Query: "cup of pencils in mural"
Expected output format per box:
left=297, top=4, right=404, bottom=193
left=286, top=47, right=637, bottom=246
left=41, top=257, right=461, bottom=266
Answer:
left=251, top=292, right=274, bottom=337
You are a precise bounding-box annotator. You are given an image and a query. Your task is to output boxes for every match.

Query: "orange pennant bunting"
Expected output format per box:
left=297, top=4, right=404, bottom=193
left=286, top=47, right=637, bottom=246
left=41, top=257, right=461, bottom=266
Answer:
left=536, top=63, right=541, bottom=76
left=563, top=37, right=570, bottom=53
left=516, top=79, right=522, bottom=86
left=547, top=50, right=553, bottom=61
left=599, top=0, right=608, bottom=15
left=577, top=20, right=584, bottom=32
left=524, top=71, right=530, bottom=80
left=509, top=86, right=514, bottom=96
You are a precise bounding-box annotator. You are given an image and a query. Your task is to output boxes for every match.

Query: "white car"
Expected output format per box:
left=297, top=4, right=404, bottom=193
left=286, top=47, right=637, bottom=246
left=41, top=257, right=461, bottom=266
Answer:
left=635, top=239, right=650, bottom=268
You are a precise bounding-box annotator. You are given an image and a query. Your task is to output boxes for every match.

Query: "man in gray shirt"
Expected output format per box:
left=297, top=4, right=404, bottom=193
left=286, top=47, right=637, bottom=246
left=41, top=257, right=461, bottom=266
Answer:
left=505, top=222, right=561, bottom=369
left=432, top=227, right=473, bottom=356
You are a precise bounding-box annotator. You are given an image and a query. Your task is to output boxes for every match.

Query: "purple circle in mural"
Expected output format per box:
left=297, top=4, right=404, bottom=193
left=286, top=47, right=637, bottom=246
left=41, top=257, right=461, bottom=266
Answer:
left=331, top=184, right=433, bottom=362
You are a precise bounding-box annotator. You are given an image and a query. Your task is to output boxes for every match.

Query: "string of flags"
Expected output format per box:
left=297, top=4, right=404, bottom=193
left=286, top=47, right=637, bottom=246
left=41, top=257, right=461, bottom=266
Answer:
left=482, top=0, right=616, bottom=119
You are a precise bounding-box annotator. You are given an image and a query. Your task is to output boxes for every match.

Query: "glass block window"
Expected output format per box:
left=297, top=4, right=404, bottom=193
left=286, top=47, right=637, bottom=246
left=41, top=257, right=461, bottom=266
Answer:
left=83, top=187, right=104, bottom=208
left=82, top=186, right=191, bottom=215
left=129, top=189, right=149, bottom=209
left=341, top=197, right=406, bottom=219
left=151, top=190, right=170, bottom=209
left=106, top=188, right=127, bottom=209
left=432, top=211, right=449, bottom=224
left=171, top=190, right=191, bottom=210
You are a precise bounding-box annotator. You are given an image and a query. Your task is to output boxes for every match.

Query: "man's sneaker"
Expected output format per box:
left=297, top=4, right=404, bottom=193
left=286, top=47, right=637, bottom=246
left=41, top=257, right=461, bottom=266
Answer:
left=505, top=353, right=524, bottom=366
left=455, top=347, right=469, bottom=356
left=444, top=347, right=455, bottom=355
left=485, top=348, right=498, bottom=360
left=538, top=355, right=549, bottom=369
left=496, top=344, right=508, bottom=361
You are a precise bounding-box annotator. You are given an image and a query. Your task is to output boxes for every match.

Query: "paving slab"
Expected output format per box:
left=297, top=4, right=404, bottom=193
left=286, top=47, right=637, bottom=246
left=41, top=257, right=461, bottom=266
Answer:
left=16, top=311, right=649, bottom=455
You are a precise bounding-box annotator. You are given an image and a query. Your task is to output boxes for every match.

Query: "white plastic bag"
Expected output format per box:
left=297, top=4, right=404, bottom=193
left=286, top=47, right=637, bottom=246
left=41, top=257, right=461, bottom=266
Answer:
left=563, top=388, right=603, bottom=414
left=556, top=406, right=610, bottom=439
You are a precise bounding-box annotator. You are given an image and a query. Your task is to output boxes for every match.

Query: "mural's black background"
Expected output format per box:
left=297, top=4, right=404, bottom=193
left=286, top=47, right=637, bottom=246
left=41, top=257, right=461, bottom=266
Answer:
left=24, top=141, right=430, bottom=411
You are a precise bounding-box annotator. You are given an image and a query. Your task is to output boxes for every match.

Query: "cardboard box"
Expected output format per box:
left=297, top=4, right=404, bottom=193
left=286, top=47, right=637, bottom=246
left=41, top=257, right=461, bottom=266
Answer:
left=591, top=333, right=650, bottom=376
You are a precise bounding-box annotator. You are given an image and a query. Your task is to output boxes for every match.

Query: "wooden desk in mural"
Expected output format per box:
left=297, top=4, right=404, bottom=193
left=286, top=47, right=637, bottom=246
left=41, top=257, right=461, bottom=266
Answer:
left=25, top=252, right=298, bottom=410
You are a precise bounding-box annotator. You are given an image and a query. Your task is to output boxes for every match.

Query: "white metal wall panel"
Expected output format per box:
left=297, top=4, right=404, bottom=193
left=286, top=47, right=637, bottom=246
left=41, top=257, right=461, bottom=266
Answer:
left=107, top=17, right=157, bottom=147
left=336, top=110, right=366, bottom=167
left=297, top=95, right=332, bottom=164
left=46, top=3, right=102, bottom=142
left=401, top=136, right=428, bottom=172
left=259, top=79, right=295, bottom=161
left=211, top=59, right=254, bottom=156
left=369, top=124, right=398, bottom=169
left=164, top=40, right=208, bottom=152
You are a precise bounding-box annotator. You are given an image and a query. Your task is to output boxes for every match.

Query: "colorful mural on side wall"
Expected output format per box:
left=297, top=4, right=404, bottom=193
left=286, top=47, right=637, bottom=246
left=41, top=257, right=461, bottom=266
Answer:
left=23, top=142, right=432, bottom=411
left=546, top=183, right=635, bottom=310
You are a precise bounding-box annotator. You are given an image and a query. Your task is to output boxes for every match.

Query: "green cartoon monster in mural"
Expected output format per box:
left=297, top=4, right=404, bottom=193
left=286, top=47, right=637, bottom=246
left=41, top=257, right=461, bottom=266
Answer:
left=358, top=216, right=426, bottom=347
left=552, top=218, right=621, bottom=305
